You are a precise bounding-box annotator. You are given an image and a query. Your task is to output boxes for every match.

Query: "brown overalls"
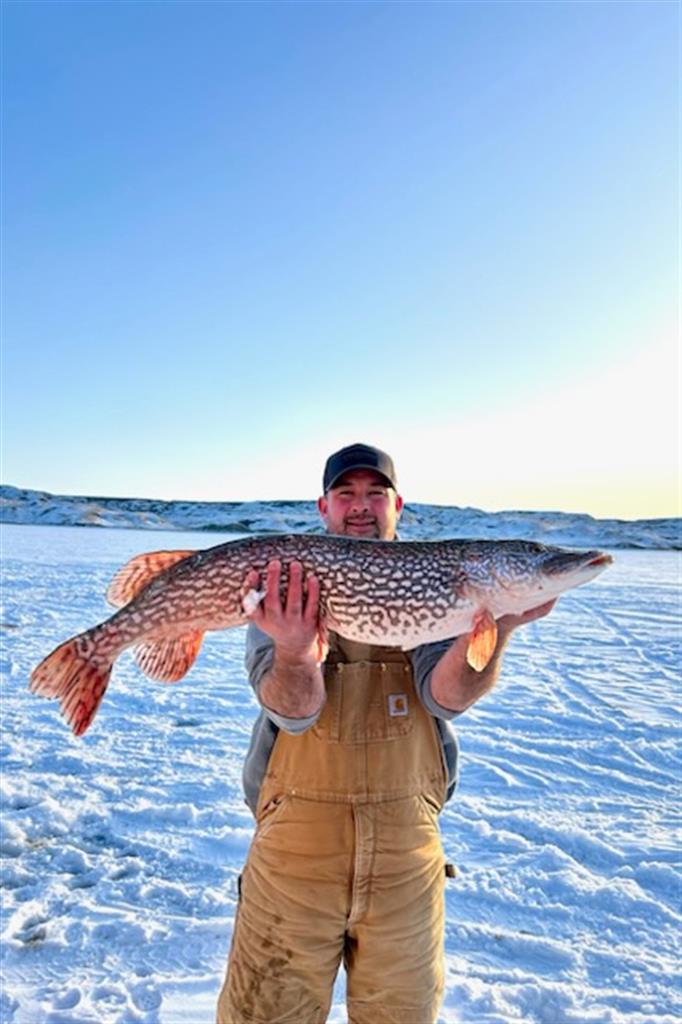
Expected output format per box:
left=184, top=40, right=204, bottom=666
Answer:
left=217, top=635, right=448, bottom=1024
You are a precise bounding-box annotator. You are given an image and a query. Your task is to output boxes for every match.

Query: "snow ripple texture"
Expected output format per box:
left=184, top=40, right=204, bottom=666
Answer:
left=0, top=525, right=680, bottom=1024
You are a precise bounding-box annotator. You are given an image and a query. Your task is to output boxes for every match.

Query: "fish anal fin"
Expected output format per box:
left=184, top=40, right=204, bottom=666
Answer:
left=106, top=550, right=195, bottom=607
left=133, top=631, right=204, bottom=682
left=466, top=610, right=498, bottom=672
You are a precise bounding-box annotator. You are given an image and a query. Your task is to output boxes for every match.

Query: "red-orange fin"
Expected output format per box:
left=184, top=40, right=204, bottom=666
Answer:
left=314, top=621, right=330, bottom=664
left=30, top=635, right=113, bottom=736
left=132, top=630, right=204, bottom=682
left=466, top=610, right=498, bottom=672
left=106, top=550, right=195, bottom=607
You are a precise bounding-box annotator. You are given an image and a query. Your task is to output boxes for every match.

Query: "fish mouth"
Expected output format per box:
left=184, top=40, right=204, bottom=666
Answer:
left=586, top=553, right=613, bottom=568
left=544, top=549, right=613, bottom=577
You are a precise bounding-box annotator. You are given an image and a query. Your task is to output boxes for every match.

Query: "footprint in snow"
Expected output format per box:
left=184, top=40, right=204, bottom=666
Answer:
left=130, top=981, right=162, bottom=1012
left=68, top=871, right=100, bottom=890
left=93, top=982, right=128, bottom=1007
left=53, top=847, right=91, bottom=875
left=14, top=913, right=49, bottom=945
left=0, top=990, right=19, bottom=1022
left=51, top=988, right=82, bottom=1010
left=6, top=793, right=36, bottom=810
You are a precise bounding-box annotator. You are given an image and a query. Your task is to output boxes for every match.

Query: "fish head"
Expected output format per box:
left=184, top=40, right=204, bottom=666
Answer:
left=460, top=541, right=613, bottom=617
left=539, top=547, right=613, bottom=588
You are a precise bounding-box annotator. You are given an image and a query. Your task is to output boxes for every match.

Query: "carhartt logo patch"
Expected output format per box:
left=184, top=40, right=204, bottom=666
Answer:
left=388, top=693, right=409, bottom=717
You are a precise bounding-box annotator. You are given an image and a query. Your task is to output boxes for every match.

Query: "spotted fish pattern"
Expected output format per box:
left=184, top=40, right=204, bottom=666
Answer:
left=30, top=534, right=612, bottom=735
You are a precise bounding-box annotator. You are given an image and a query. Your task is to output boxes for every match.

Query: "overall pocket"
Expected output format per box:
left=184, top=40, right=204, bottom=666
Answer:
left=333, top=660, right=416, bottom=744
left=253, top=793, right=291, bottom=844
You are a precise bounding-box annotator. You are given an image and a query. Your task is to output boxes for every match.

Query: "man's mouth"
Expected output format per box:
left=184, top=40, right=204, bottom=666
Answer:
left=345, top=519, right=378, bottom=534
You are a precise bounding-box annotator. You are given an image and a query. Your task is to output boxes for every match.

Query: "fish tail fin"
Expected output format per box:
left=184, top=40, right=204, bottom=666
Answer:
left=30, top=632, right=113, bottom=736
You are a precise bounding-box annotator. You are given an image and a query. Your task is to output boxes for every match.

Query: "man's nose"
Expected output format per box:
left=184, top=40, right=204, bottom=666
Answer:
left=349, top=493, right=370, bottom=513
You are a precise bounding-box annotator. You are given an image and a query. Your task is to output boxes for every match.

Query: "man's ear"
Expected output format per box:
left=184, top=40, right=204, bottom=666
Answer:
left=395, top=493, right=404, bottom=517
left=318, top=495, right=328, bottom=519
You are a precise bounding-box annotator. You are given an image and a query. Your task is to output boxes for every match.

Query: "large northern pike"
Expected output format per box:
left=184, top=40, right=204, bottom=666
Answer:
left=30, top=534, right=612, bottom=735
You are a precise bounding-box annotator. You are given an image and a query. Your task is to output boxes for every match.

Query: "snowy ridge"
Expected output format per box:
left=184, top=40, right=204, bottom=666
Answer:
left=1, top=484, right=679, bottom=549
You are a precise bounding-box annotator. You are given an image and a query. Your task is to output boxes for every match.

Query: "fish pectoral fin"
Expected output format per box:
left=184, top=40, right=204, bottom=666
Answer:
left=133, top=631, right=205, bottom=683
left=314, top=620, right=330, bottom=664
left=466, top=610, right=498, bottom=672
left=106, top=550, right=196, bottom=607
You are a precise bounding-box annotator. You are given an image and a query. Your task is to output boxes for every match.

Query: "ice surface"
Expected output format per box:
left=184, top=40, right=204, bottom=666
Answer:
left=1, top=524, right=680, bottom=1022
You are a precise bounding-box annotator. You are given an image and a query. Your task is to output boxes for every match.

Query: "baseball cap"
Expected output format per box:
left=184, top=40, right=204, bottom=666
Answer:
left=322, top=443, right=398, bottom=492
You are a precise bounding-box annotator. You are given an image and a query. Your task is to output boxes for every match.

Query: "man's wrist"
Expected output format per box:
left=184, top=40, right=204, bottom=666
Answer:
left=272, top=646, right=319, bottom=673
left=260, top=649, right=325, bottom=720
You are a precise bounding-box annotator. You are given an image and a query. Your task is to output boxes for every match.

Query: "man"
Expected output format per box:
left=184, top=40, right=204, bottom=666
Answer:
left=217, top=443, right=554, bottom=1024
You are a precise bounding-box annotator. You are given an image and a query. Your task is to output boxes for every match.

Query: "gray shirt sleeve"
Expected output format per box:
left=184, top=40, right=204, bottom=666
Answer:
left=245, top=622, right=322, bottom=734
left=409, top=638, right=464, bottom=721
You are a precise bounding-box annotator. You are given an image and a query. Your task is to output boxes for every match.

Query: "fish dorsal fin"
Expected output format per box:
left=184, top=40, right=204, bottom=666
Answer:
left=132, top=631, right=205, bottom=683
left=106, top=550, right=195, bottom=607
left=466, top=610, right=498, bottom=672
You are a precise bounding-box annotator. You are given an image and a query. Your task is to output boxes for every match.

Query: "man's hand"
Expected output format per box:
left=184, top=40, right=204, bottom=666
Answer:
left=242, top=560, right=327, bottom=719
left=429, top=598, right=558, bottom=713
left=242, top=559, right=327, bottom=662
left=497, top=598, right=557, bottom=637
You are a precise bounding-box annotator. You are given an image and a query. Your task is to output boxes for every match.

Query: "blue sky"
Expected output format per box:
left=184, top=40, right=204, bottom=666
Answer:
left=2, top=0, right=679, bottom=518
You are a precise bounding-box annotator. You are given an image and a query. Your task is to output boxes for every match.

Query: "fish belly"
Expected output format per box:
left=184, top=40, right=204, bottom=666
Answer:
left=328, top=601, right=478, bottom=650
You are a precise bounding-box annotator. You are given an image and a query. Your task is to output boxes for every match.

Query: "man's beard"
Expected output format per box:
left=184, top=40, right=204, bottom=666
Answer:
left=343, top=517, right=380, bottom=538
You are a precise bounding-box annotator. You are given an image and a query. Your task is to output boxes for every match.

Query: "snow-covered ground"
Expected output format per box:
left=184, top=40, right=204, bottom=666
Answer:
left=1, top=524, right=680, bottom=1024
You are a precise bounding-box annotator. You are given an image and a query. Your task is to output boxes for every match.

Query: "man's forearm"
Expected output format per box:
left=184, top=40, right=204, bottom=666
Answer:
left=259, top=650, right=326, bottom=719
left=429, top=630, right=512, bottom=712
left=429, top=601, right=557, bottom=712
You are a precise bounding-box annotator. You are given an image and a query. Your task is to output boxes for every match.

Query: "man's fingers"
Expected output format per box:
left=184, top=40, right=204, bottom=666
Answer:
left=521, top=598, right=557, bottom=622
left=241, top=568, right=260, bottom=592
left=263, top=560, right=283, bottom=613
left=285, top=561, right=303, bottom=617
left=244, top=561, right=320, bottom=642
left=303, top=574, right=320, bottom=624
left=499, top=598, right=558, bottom=632
left=241, top=569, right=264, bottom=619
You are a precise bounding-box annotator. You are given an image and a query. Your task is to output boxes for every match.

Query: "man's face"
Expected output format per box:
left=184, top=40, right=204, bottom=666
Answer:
left=318, top=469, right=404, bottom=540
